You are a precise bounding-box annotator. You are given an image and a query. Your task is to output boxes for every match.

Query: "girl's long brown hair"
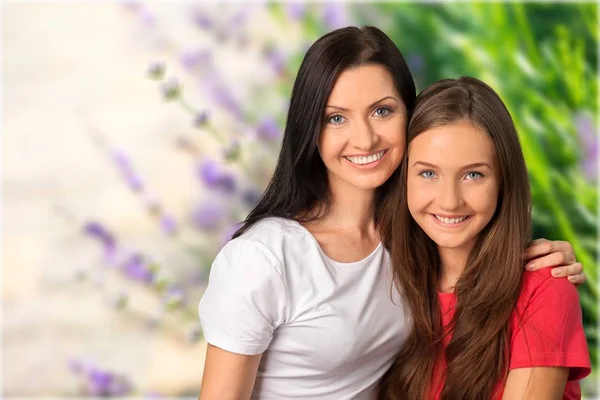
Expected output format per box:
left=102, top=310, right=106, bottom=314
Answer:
left=379, top=77, right=532, bottom=400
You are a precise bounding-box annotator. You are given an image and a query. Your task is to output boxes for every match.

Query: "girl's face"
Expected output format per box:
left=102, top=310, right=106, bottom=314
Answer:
left=318, top=64, right=407, bottom=194
left=406, top=120, right=500, bottom=255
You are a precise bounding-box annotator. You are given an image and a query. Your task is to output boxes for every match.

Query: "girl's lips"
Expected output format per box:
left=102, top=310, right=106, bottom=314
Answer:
left=430, top=214, right=471, bottom=227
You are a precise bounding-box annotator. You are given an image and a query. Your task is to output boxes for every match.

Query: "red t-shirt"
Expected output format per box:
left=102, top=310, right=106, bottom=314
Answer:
left=430, top=268, right=591, bottom=399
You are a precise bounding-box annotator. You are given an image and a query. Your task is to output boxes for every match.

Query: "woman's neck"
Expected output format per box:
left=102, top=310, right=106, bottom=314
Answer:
left=308, top=178, right=377, bottom=237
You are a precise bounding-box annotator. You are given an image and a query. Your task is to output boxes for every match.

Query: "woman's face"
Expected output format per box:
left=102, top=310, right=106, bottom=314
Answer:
left=318, top=64, right=407, bottom=194
left=406, top=120, right=500, bottom=254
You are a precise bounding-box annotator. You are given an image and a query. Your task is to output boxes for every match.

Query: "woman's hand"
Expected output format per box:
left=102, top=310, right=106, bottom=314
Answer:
left=523, top=239, right=585, bottom=285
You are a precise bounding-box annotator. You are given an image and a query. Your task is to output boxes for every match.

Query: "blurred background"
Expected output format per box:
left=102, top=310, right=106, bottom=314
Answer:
left=2, top=1, right=597, bottom=398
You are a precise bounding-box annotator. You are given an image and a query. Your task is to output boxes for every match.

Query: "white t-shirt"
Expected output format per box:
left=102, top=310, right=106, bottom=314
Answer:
left=198, top=217, right=410, bottom=399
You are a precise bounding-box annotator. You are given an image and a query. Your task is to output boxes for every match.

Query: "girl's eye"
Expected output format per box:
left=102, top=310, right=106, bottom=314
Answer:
left=327, top=114, right=346, bottom=125
left=465, top=171, right=484, bottom=180
left=374, top=107, right=392, bottom=117
left=420, top=171, right=437, bottom=179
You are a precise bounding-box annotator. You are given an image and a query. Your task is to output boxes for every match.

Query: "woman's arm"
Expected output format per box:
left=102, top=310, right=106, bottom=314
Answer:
left=199, top=344, right=263, bottom=400
left=502, top=367, right=569, bottom=400
left=197, top=239, right=287, bottom=399
left=523, top=239, right=585, bottom=284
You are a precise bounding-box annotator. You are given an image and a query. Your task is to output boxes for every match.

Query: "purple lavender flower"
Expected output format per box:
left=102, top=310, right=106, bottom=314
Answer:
left=107, top=375, right=132, bottom=396
left=89, top=369, right=133, bottom=396
left=202, top=77, right=244, bottom=120
left=162, top=285, right=186, bottom=309
left=190, top=199, right=228, bottom=230
left=147, top=61, right=165, bottom=80
left=180, top=49, right=211, bottom=71
left=286, top=3, right=307, bottom=21
left=83, top=221, right=117, bottom=263
left=191, top=8, right=214, bottom=30
left=138, top=7, right=156, bottom=27
left=88, top=368, right=114, bottom=396
left=104, top=245, right=118, bottom=265
left=242, top=188, right=262, bottom=208
left=121, top=253, right=154, bottom=283
left=256, top=117, right=281, bottom=141
left=197, top=158, right=237, bottom=193
left=213, top=86, right=243, bottom=119
left=198, top=158, right=222, bottom=186
left=69, top=359, right=133, bottom=397
left=68, top=358, right=87, bottom=375
left=219, top=173, right=236, bottom=193
left=264, top=47, right=287, bottom=76
left=193, top=110, right=211, bottom=128
left=229, top=7, right=248, bottom=27
left=159, top=213, right=178, bottom=236
left=111, top=149, right=144, bottom=192
left=161, top=78, right=181, bottom=101
left=84, top=222, right=114, bottom=246
left=322, top=3, right=349, bottom=30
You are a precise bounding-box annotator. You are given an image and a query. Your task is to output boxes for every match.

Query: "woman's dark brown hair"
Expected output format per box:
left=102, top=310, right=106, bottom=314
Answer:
left=379, top=76, right=532, bottom=400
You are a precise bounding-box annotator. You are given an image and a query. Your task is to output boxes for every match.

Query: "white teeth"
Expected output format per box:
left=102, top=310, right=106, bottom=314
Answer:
left=346, top=150, right=385, bottom=165
left=435, top=215, right=468, bottom=224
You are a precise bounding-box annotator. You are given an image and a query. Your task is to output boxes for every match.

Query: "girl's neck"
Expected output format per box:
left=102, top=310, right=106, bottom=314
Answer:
left=438, top=246, right=471, bottom=293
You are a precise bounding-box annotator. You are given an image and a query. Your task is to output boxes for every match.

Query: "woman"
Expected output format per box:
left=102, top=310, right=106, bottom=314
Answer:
left=197, top=26, right=585, bottom=399
left=379, top=76, right=590, bottom=400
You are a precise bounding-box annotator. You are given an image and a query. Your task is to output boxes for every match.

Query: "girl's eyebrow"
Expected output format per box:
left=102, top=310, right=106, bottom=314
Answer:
left=411, top=161, right=438, bottom=168
left=325, top=96, right=399, bottom=112
left=460, top=162, right=492, bottom=170
left=411, top=161, right=493, bottom=170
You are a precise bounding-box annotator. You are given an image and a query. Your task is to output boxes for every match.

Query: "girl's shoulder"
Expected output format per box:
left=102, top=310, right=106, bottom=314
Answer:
left=517, top=268, right=580, bottom=314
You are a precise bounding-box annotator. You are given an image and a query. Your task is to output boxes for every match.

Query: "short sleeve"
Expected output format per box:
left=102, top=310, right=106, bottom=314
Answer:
left=198, top=238, right=288, bottom=355
left=509, top=270, right=591, bottom=381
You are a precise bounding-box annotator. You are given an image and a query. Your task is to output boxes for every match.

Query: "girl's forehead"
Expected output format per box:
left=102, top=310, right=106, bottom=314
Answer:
left=408, top=122, right=495, bottom=162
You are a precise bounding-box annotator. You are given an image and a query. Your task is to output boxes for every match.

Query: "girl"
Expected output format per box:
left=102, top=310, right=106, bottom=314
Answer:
left=379, top=76, right=591, bottom=400
left=198, top=27, right=586, bottom=400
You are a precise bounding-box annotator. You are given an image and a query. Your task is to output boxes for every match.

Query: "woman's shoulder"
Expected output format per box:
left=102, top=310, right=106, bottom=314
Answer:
left=238, top=217, right=309, bottom=245
left=226, top=217, right=312, bottom=264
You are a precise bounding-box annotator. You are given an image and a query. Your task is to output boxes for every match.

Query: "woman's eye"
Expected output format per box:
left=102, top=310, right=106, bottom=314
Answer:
left=328, top=114, right=346, bottom=125
left=374, top=107, right=391, bottom=117
left=465, top=172, right=483, bottom=180
left=420, top=171, right=436, bottom=179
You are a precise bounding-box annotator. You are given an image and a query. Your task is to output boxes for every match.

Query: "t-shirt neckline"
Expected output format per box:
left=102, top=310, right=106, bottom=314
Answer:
left=286, top=218, right=383, bottom=268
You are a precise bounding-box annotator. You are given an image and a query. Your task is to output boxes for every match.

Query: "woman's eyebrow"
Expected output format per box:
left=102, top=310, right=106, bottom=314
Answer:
left=325, top=96, right=399, bottom=111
